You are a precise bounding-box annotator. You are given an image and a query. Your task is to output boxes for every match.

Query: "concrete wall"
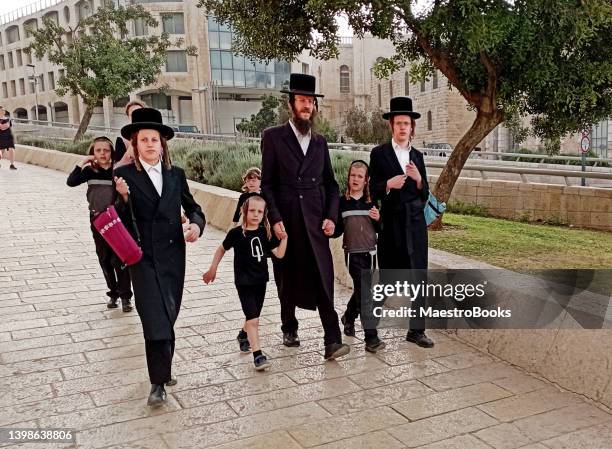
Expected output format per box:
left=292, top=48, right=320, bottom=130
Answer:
left=13, top=145, right=612, bottom=410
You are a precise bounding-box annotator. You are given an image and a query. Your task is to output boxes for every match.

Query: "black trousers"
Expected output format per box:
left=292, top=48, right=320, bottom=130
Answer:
left=91, top=226, right=132, bottom=300
left=145, top=338, right=174, bottom=385
left=344, top=252, right=379, bottom=342
left=273, top=257, right=342, bottom=346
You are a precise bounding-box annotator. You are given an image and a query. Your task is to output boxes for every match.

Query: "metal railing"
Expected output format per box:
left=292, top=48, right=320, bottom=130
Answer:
left=0, top=0, right=63, bottom=26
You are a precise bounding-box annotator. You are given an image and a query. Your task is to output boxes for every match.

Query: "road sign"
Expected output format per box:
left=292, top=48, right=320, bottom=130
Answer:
left=580, top=136, right=590, bottom=154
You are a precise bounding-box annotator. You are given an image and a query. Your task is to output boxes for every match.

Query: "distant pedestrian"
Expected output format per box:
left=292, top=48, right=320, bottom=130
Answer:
left=231, top=167, right=262, bottom=227
left=66, top=136, right=133, bottom=311
left=114, top=99, right=146, bottom=167
left=0, top=107, right=17, bottom=170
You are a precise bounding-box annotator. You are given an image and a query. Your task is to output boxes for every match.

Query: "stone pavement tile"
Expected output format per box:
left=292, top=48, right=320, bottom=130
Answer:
left=87, top=315, right=143, bottom=330
left=0, top=369, right=63, bottom=391
left=289, top=406, right=408, bottom=447
left=0, top=292, right=20, bottom=300
left=0, top=353, right=86, bottom=377
left=286, top=355, right=387, bottom=385
left=348, top=360, right=449, bottom=389
left=416, top=434, right=493, bottom=449
left=102, top=334, right=190, bottom=350
left=75, top=401, right=238, bottom=449
left=205, top=430, right=302, bottom=449
left=318, top=379, right=433, bottom=416
left=0, top=392, right=95, bottom=427
left=477, top=387, right=584, bottom=422
left=52, top=368, right=148, bottom=397
left=0, top=332, right=11, bottom=342
left=47, top=311, right=107, bottom=326
left=516, top=445, right=548, bottom=449
left=387, top=407, right=498, bottom=447
left=432, top=350, right=496, bottom=370
left=0, top=304, right=35, bottom=316
left=1, top=333, right=73, bottom=352
left=0, top=318, right=48, bottom=333
left=1, top=340, right=105, bottom=364
left=512, top=403, right=612, bottom=442
left=20, top=286, right=90, bottom=299
left=419, top=362, right=521, bottom=391
left=0, top=383, right=55, bottom=408
left=99, top=436, right=170, bottom=449
left=40, top=395, right=182, bottom=431
left=491, top=373, right=549, bottom=395
left=70, top=324, right=143, bottom=343
left=390, top=382, right=512, bottom=421
left=162, top=402, right=331, bottom=449
left=61, top=355, right=145, bottom=380
left=227, top=377, right=362, bottom=416
left=310, top=430, right=405, bottom=449
left=11, top=322, right=90, bottom=340
left=84, top=343, right=144, bottom=363
left=173, top=373, right=296, bottom=409
left=473, top=423, right=536, bottom=449
left=539, top=421, right=612, bottom=448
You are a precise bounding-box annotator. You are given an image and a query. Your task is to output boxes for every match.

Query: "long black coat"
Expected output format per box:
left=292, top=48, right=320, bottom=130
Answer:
left=114, top=163, right=205, bottom=340
left=261, top=122, right=340, bottom=310
left=369, top=143, right=429, bottom=269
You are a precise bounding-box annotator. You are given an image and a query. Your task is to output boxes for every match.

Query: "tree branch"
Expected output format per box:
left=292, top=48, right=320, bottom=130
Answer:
left=479, top=50, right=498, bottom=113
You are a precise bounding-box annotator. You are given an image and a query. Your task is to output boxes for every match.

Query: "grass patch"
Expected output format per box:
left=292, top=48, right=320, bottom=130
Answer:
left=429, top=213, right=612, bottom=269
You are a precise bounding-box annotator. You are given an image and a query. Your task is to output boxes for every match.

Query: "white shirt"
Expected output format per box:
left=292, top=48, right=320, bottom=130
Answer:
left=392, top=138, right=412, bottom=171
left=289, top=120, right=311, bottom=155
left=139, top=158, right=163, bottom=196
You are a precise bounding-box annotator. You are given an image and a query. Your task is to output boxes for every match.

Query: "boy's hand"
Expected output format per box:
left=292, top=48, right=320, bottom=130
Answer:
left=202, top=269, right=216, bottom=284
left=369, top=206, right=380, bottom=221
left=114, top=176, right=130, bottom=196
left=81, top=155, right=96, bottom=167
left=405, top=161, right=422, bottom=183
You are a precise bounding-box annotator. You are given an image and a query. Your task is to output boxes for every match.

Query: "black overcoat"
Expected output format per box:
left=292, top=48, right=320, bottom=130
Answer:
left=114, top=163, right=205, bottom=340
left=261, top=122, right=340, bottom=310
left=369, top=143, right=429, bottom=269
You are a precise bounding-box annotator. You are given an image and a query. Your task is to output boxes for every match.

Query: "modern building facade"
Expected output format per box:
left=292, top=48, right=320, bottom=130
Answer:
left=0, top=0, right=294, bottom=134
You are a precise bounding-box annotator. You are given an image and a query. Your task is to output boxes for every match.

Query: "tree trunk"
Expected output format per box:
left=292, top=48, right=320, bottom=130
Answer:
left=428, top=109, right=503, bottom=230
left=73, top=103, right=95, bottom=142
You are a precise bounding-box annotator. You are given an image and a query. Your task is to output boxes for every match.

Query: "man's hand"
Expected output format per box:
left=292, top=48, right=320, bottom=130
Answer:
left=322, top=219, right=335, bottom=236
left=114, top=176, right=130, bottom=201
left=405, top=161, right=422, bottom=183
left=273, top=221, right=287, bottom=240
left=386, top=175, right=406, bottom=192
left=184, top=223, right=200, bottom=243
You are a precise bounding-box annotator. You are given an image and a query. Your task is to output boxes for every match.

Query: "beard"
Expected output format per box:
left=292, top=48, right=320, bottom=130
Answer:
left=290, top=103, right=317, bottom=135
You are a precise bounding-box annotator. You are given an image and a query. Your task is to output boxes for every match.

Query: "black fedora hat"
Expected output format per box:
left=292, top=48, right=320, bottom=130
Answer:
left=121, top=108, right=175, bottom=140
left=280, top=73, right=324, bottom=98
left=382, top=97, right=421, bottom=120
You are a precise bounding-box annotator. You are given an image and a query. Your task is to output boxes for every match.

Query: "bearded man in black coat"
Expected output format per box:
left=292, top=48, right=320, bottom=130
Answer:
left=261, top=74, right=350, bottom=360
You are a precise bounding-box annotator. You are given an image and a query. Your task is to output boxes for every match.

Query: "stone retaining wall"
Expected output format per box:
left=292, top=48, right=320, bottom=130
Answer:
left=15, top=145, right=612, bottom=410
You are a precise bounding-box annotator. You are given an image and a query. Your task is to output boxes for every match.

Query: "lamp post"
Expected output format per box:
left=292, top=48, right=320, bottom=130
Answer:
left=27, top=63, right=39, bottom=122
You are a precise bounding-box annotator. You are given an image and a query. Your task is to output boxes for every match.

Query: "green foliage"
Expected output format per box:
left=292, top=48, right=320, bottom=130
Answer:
left=314, top=115, right=338, bottom=143
left=236, top=95, right=280, bottom=137
left=16, top=135, right=92, bottom=154
left=27, top=4, right=172, bottom=139
left=344, top=107, right=391, bottom=144
left=446, top=201, right=490, bottom=217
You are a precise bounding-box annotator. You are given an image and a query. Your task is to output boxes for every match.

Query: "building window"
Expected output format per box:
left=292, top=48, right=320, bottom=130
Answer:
left=133, top=18, right=148, bottom=36
left=592, top=119, right=609, bottom=158
left=48, top=72, right=55, bottom=90
left=6, top=26, right=20, bottom=44
left=44, top=11, right=60, bottom=25
left=63, top=6, right=70, bottom=23
left=38, top=74, right=45, bottom=92
left=0, top=55, right=5, bottom=71
left=404, top=72, right=410, bottom=95
left=2, top=82, right=7, bottom=98
left=76, top=1, right=92, bottom=21
left=24, top=19, right=38, bottom=38
left=432, top=70, right=438, bottom=89
left=339, top=65, right=350, bottom=93
left=420, top=79, right=426, bottom=92
left=8, top=52, right=14, bottom=69
left=207, top=16, right=290, bottom=89
left=389, top=79, right=393, bottom=98
left=162, top=13, right=185, bottom=34
left=19, top=78, right=25, bottom=95
left=427, top=111, right=432, bottom=131
left=25, top=51, right=32, bottom=65
left=302, top=63, right=309, bottom=74
left=140, top=93, right=171, bottom=110
left=165, top=50, right=188, bottom=72
left=377, top=84, right=382, bottom=108
left=10, top=80, right=16, bottom=97
left=16, top=50, right=22, bottom=66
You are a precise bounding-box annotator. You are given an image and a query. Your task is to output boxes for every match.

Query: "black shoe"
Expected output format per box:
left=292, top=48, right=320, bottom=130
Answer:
left=237, top=330, right=250, bottom=353
left=122, top=298, right=133, bottom=312
left=9, top=164, right=16, bottom=170
left=283, top=331, right=300, bottom=347
left=254, top=354, right=270, bottom=371
left=365, top=338, right=386, bottom=353
left=106, top=297, right=119, bottom=309
left=166, top=376, right=177, bottom=386
left=406, top=331, right=434, bottom=348
left=324, top=343, right=350, bottom=360
left=147, top=384, right=166, bottom=407
left=341, top=315, right=356, bottom=337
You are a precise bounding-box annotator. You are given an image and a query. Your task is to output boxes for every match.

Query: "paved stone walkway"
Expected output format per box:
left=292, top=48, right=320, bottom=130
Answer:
left=1, top=161, right=612, bottom=449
